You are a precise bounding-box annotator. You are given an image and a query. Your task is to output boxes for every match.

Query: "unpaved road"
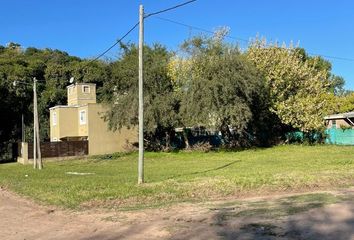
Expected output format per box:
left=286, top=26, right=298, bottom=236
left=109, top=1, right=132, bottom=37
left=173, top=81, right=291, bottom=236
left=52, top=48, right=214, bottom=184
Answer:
left=1, top=187, right=354, bottom=240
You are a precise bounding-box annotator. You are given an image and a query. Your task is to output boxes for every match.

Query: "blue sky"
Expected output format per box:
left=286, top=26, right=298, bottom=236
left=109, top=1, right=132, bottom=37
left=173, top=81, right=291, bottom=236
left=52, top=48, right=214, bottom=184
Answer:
left=1, top=0, right=353, bottom=89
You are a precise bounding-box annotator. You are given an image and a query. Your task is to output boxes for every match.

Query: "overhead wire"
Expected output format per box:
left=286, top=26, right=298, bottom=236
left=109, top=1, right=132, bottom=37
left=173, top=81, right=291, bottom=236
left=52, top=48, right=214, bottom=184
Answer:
left=88, top=0, right=197, bottom=62
left=88, top=22, right=139, bottom=63
left=155, top=16, right=249, bottom=43
left=144, top=0, right=197, bottom=18
left=154, top=16, right=354, bottom=63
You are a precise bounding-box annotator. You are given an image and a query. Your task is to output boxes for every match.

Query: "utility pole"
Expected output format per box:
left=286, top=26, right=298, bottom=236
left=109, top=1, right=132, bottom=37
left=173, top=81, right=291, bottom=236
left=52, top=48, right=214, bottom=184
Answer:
left=138, top=4, right=144, bottom=184
left=33, top=79, right=37, bottom=169
left=33, top=78, right=42, bottom=169
left=21, top=114, right=25, bottom=142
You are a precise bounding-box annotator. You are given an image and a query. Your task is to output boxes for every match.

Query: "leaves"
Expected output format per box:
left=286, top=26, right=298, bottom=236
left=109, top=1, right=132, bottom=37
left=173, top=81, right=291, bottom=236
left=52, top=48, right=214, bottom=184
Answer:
left=246, top=38, right=330, bottom=132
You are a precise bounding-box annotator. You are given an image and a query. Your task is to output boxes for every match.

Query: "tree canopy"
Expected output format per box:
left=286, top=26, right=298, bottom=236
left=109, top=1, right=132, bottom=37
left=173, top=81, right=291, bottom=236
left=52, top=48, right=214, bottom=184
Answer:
left=0, top=35, right=352, bottom=157
left=246, top=39, right=331, bottom=132
left=102, top=44, right=179, bottom=149
left=170, top=34, right=270, bottom=146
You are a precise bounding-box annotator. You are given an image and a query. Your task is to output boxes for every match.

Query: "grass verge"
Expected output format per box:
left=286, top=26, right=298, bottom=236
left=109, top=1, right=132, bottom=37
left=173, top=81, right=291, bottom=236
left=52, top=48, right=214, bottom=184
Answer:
left=0, top=145, right=354, bottom=209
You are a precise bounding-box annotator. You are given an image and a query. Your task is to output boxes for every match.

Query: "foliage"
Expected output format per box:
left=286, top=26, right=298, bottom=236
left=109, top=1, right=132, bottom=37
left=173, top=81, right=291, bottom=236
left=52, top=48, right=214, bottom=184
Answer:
left=102, top=43, right=180, bottom=149
left=171, top=33, right=270, bottom=146
left=0, top=43, right=109, bottom=159
left=337, top=92, right=354, bottom=113
left=296, top=47, right=345, bottom=96
left=246, top=39, right=331, bottom=132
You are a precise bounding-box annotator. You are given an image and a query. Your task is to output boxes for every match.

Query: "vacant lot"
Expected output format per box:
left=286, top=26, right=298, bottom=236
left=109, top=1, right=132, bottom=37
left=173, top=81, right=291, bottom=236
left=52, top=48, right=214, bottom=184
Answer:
left=0, top=145, right=354, bottom=209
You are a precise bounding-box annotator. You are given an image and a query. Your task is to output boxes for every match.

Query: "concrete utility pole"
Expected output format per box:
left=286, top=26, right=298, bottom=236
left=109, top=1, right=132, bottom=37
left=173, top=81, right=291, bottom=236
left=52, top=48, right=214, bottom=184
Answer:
left=33, top=79, right=37, bottom=169
left=138, top=4, right=144, bottom=184
left=22, top=114, right=25, bottom=143
left=33, top=78, right=42, bottom=169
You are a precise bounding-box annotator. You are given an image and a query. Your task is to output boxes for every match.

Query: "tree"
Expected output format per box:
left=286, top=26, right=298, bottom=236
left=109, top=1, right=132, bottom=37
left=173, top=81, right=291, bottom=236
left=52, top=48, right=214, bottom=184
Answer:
left=0, top=43, right=109, bottom=160
left=296, top=47, right=345, bottom=96
left=246, top=39, right=331, bottom=132
left=102, top=43, right=179, bottom=150
left=171, top=33, right=270, bottom=147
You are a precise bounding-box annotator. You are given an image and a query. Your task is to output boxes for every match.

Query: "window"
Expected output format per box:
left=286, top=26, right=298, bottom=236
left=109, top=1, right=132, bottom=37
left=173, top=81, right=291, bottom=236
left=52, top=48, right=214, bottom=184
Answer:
left=79, top=110, right=87, bottom=125
left=82, top=85, right=90, bottom=93
left=52, top=112, right=57, bottom=126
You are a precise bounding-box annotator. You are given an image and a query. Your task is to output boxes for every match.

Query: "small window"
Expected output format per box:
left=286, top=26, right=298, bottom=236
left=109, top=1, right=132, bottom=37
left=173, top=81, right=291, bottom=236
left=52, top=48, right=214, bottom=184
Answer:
left=79, top=110, right=87, bottom=125
left=82, top=85, right=90, bottom=93
left=52, top=112, right=57, bottom=126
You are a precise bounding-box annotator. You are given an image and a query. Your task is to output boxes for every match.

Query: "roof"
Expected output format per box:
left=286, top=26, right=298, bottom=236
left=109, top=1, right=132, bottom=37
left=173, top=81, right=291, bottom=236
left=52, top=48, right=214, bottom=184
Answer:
left=324, top=111, right=354, bottom=120
left=49, top=103, right=99, bottom=110
left=49, top=105, right=78, bottom=110
left=66, top=82, right=96, bottom=89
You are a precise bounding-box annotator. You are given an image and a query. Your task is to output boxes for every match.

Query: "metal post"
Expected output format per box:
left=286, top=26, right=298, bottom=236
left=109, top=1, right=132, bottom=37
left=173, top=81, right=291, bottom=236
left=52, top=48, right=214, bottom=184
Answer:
left=138, top=4, right=144, bottom=184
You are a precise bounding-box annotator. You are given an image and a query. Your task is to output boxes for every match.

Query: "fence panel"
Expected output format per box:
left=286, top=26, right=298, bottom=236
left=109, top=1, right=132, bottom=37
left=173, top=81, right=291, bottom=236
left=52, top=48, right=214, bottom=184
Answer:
left=27, top=141, right=88, bottom=159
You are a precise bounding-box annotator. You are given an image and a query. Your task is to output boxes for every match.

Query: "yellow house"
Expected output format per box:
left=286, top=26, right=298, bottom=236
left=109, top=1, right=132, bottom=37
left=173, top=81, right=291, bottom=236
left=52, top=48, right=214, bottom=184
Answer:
left=49, top=83, right=137, bottom=155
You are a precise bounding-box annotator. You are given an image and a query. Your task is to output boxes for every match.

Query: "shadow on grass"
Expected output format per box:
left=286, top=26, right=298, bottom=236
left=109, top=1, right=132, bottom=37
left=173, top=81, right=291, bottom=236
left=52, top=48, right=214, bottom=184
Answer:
left=168, top=160, right=241, bottom=180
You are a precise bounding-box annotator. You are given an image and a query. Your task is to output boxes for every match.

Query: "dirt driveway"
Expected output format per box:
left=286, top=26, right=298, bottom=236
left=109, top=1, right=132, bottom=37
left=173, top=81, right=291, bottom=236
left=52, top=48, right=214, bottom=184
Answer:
left=1, top=187, right=354, bottom=240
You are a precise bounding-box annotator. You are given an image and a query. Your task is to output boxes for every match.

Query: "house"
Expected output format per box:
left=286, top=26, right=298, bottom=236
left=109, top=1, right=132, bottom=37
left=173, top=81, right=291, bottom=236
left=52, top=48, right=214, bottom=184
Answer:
left=324, top=112, right=354, bottom=145
left=49, top=83, right=137, bottom=155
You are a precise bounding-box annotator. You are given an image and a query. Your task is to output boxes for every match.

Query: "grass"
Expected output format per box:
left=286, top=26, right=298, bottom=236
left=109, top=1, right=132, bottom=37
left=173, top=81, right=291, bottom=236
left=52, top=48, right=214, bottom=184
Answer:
left=0, top=145, right=354, bottom=209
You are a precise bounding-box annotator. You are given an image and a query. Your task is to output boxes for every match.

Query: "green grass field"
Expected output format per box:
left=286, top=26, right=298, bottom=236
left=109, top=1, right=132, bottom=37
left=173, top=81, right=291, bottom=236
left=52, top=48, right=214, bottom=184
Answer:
left=0, top=145, right=354, bottom=209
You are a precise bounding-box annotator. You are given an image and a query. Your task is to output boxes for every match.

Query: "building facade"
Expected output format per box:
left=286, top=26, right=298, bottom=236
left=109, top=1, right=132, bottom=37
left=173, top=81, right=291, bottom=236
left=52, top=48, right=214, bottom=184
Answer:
left=49, top=83, right=137, bottom=155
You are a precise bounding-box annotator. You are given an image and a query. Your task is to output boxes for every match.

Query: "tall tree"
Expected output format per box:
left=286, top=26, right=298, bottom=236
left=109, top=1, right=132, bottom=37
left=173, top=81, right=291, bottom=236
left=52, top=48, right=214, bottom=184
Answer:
left=102, top=43, right=179, bottom=149
left=246, top=39, right=330, bottom=132
left=171, top=33, right=270, bottom=146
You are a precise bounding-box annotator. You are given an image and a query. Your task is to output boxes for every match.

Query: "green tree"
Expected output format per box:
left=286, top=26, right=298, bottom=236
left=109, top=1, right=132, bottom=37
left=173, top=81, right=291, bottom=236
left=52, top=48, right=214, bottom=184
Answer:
left=0, top=43, right=109, bottom=159
left=102, top=43, right=179, bottom=149
left=246, top=39, right=330, bottom=132
left=296, top=47, right=345, bottom=96
left=173, top=33, right=270, bottom=147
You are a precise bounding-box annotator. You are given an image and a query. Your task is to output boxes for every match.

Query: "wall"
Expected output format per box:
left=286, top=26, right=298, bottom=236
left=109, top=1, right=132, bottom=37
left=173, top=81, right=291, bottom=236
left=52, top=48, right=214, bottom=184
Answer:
left=59, top=107, right=79, bottom=139
left=50, top=107, right=79, bottom=141
left=78, top=105, right=89, bottom=137
left=67, top=83, right=96, bottom=106
left=326, top=119, right=353, bottom=129
left=87, top=104, right=138, bottom=155
left=50, top=109, right=60, bottom=141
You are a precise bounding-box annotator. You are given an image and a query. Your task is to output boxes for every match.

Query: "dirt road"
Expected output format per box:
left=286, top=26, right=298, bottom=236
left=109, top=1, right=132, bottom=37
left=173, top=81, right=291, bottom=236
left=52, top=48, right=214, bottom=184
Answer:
left=1, top=187, right=354, bottom=240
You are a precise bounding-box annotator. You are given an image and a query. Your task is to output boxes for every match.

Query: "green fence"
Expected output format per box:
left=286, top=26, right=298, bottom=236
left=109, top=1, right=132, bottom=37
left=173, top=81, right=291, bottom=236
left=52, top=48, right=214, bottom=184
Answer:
left=325, top=128, right=354, bottom=145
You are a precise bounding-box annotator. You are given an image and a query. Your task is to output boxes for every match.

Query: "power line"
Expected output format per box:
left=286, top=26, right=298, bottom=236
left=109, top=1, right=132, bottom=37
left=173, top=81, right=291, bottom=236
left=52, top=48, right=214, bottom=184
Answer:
left=155, top=16, right=249, bottom=43
left=154, top=16, right=354, bottom=63
left=307, top=53, right=354, bottom=62
left=145, top=0, right=197, bottom=18
left=88, top=22, right=139, bottom=63
left=88, top=0, right=197, bottom=62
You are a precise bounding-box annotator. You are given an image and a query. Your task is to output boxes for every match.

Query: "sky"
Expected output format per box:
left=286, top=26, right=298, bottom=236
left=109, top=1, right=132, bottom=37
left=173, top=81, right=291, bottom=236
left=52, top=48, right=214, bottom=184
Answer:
left=1, top=0, right=353, bottom=89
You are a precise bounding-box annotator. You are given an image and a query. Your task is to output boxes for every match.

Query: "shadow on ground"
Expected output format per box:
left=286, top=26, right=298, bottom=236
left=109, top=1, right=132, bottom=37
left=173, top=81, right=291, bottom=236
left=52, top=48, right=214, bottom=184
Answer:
left=169, top=190, right=354, bottom=240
